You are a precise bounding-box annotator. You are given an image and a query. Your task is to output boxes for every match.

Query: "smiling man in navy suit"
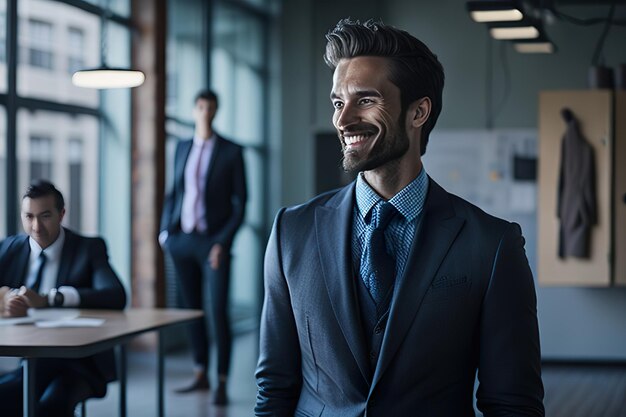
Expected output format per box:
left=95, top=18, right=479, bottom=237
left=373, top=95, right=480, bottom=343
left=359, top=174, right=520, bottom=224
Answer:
left=0, top=180, right=126, bottom=417
left=255, top=19, right=544, bottom=417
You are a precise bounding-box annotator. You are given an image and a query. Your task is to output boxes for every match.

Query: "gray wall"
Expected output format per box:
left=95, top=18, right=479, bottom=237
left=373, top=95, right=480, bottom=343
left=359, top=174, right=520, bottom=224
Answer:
left=279, top=0, right=626, bottom=360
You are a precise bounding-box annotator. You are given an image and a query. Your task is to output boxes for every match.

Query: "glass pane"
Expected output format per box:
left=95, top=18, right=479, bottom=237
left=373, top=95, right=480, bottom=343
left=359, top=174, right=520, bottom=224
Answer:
left=166, top=0, right=207, bottom=121
left=100, top=87, right=131, bottom=286
left=81, top=0, right=130, bottom=18
left=212, top=6, right=264, bottom=144
left=213, top=5, right=264, bottom=69
left=223, top=0, right=279, bottom=12
left=211, top=4, right=268, bottom=322
left=0, top=0, right=7, bottom=93
left=104, top=20, right=130, bottom=68
left=0, top=106, right=5, bottom=236
left=18, top=0, right=100, bottom=107
left=16, top=109, right=99, bottom=235
left=231, top=224, right=262, bottom=315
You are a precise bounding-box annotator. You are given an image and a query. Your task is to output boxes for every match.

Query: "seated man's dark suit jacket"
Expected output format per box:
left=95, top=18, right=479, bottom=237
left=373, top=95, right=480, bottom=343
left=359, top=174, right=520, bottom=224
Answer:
left=256, top=178, right=544, bottom=417
left=0, top=228, right=127, bottom=396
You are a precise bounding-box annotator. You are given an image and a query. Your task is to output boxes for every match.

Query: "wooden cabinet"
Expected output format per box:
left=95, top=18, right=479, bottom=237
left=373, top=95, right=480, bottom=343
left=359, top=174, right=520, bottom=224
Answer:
left=537, top=90, right=626, bottom=286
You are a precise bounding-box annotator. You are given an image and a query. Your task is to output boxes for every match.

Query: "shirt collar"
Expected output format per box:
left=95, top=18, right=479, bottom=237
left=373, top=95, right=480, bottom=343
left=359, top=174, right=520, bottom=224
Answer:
left=355, top=168, right=429, bottom=223
left=29, top=227, right=65, bottom=261
left=193, top=133, right=217, bottom=147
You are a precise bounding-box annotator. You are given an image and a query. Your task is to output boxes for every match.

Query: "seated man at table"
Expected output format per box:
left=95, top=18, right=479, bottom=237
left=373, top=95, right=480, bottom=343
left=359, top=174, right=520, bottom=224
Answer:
left=0, top=180, right=127, bottom=417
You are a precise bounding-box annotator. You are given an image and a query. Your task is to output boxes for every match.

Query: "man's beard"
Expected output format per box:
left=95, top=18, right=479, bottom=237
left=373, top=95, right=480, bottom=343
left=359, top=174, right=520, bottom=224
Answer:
left=341, top=122, right=409, bottom=173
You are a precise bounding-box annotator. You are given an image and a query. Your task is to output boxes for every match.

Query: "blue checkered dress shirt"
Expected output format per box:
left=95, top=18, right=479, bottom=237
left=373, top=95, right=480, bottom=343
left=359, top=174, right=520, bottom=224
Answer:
left=352, top=168, right=429, bottom=285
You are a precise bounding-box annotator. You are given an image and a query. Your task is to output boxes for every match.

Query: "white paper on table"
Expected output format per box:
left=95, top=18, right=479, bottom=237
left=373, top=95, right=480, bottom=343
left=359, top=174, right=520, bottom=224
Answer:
left=0, top=317, right=36, bottom=326
left=35, top=318, right=106, bottom=328
left=28, top=308, right=80, bottom=321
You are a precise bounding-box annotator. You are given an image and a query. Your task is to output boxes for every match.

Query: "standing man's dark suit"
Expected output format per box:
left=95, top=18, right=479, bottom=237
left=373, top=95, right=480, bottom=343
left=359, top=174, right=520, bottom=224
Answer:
left=160, top=136, right=247, bottom=250
left=256, top=19, right=543, bottom=416
left=0, top=201, right=126, bottom=417
left=160, top=90, right=246, bottom=402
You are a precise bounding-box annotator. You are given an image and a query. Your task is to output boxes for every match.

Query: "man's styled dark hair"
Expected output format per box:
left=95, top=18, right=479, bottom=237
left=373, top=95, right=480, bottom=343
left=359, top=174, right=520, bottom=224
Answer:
left=324, top=18, right=444, bottom=155
left=23, top=180, right=65, bottom=212
left=195, top=89, right=219, bottom=108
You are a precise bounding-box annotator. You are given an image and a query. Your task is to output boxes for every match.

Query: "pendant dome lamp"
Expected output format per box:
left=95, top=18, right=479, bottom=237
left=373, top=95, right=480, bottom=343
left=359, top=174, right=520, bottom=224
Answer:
left=72, top=3, right=144, bottom=89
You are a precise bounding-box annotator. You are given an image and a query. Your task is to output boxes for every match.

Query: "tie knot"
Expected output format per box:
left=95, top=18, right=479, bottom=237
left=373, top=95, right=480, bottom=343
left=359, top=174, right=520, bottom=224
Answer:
left=39, top=251, right=47, bottom=262
left=374, top=202, right=397, bottom=230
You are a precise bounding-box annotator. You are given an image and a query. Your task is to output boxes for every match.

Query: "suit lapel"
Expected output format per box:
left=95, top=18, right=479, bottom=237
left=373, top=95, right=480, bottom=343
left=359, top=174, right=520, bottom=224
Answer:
left=204, top=135, right=222, bottom=191
left=56, top=229, right=76, bottom=286
left=371, top=179, right=465, bottom=388
left=12, top=239, right=31, bottom=287
left=315, top=183, right=371, bottom=385
left=177, top=140, right=194, bottom=188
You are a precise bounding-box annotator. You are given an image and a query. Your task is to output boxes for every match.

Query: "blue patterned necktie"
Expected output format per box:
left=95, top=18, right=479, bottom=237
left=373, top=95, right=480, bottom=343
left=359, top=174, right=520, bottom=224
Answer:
left=360, top=202, right=398, bottom=305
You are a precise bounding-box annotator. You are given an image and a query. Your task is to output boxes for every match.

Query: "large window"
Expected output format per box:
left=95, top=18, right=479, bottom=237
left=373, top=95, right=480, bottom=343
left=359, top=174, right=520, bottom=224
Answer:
left=1, top=0, right=132, bottom=286
left=211, top=0, right=273, bottom=328
left=211, top=2, right=267, bottom=324
left=165, top=0, right=275, bottom=328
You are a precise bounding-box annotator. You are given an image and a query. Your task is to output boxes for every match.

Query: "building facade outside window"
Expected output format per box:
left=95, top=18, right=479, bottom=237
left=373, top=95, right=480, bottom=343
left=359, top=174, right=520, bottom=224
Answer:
left=67, top=27, right=85, bottom=75
left=26, top=18, right=53, bottom=69
left=28, top=134, right=52, bottom=179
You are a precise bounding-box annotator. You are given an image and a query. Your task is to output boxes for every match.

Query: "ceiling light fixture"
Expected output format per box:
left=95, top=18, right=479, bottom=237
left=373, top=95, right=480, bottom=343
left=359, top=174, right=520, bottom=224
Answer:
left=466, top=1, right=525, bottom=23
left=72, top=2, right=144, bottom=89
left=466, top=1, right=559, bottom=55
left=489, top=21, right=541, bottom=40
left=514, top=40, right=556, bottom=54
left=72, top=68, right=145, bottom=89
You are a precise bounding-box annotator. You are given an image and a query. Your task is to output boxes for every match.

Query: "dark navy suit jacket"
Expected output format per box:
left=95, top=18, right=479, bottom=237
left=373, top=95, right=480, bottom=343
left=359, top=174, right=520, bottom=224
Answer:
left=160, top=135, right=247, bottom=249
left=256, top=178, right=544, bottom=417
left=0, top=228, right=126, bottom=391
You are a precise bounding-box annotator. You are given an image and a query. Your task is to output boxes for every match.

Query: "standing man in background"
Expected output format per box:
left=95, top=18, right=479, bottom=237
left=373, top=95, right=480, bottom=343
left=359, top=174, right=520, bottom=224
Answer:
left=160, top=89, right=247, bottom=405
left=256, top=19, right=544, bottom=416
left=0, top=180, right=127, bottom=417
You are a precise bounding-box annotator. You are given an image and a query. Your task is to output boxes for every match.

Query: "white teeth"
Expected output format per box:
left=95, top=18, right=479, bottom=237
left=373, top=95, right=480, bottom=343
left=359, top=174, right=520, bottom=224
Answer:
left=344, top=135, right=368, bottom=145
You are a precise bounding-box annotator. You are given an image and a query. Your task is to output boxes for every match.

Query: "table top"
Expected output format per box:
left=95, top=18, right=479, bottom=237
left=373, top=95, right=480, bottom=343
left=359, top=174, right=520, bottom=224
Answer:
left=0, top=308, right=203, bottom=358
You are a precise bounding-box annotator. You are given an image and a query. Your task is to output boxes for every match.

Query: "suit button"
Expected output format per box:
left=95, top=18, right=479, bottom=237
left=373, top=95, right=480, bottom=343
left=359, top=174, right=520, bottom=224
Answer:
left=374, top=326, right=382, bottom=334
left=369, top=351, right=377, bottom=360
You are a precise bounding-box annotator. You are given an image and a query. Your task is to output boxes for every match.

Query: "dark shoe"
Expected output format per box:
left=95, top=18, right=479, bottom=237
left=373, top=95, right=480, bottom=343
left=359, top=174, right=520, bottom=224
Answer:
left=212, top=382, right=228, bottom=405
left=174, top=375, right=210, bottom=394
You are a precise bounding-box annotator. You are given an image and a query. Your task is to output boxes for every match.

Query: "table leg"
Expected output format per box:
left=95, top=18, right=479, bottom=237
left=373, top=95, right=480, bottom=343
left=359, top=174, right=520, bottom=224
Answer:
left=117, top=344, right=127, bottom=417
left=158, top=331, right=165, bottom=417
left=23, top=358, right=35, bottom=417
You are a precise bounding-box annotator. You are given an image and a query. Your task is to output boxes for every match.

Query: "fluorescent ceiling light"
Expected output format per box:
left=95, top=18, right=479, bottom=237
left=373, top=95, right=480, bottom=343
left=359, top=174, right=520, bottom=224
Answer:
left=72, top=68, right=145, bottom=89
left=490, top=26, right=539, bottom=39
left=470, top=9, right=523, bottom=22
left=514, top=42, right=555, bottom=53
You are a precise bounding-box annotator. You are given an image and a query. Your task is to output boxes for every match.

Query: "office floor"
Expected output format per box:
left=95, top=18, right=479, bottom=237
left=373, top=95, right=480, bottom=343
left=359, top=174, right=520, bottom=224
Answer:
left=2, top=333, right=626, bottom=417
left=87, top=331, right=258, bottom=417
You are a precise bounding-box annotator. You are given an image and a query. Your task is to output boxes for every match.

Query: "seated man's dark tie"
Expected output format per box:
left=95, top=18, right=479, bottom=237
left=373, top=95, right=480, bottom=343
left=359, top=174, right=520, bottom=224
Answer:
left=30, top=252, right=47, bottom=293
left=362, top=201, right=398, bottom=306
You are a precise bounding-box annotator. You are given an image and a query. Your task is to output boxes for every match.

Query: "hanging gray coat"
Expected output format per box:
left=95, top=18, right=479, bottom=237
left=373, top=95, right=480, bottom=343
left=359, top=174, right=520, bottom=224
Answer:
left=557, top=110, right=597, bottom=259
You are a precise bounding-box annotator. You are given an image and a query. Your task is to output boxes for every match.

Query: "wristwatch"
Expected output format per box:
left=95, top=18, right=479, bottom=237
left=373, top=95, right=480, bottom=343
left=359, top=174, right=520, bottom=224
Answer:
left=48, top=288, right=64, bottom=307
